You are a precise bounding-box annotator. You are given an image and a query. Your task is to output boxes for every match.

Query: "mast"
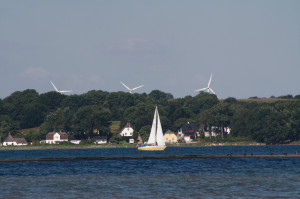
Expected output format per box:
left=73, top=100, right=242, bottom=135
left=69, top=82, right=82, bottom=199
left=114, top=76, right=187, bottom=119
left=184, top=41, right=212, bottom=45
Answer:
left=155, top=107, right=158, bottom=146
left=147, top=106, right=157, bottom=145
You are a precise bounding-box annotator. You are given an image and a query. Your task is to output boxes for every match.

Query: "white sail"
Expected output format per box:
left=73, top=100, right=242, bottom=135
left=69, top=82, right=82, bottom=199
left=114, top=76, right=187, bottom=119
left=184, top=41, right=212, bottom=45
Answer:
left=147, top=107, right=157, bottom=144
left=138, top=106, right=166, bottom=151
left=146, top=107, right=165, bottom=146
left=155, top=109, right=165, bottom=146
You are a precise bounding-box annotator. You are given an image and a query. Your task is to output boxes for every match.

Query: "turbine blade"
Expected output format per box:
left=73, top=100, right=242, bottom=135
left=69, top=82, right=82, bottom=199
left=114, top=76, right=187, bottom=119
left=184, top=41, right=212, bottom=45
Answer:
left=194, top=87, right=207, bottom=92
left=50, top=80, right=59, bottom=92
left=208, top=74, right=213, bottom=87
left=209, top=88, right=216, bottom=94
left=132, top=85, right=144, bottom=91
left=59, top=90, right=72, bottom=93
left=120, top=81, right=131, bottom=91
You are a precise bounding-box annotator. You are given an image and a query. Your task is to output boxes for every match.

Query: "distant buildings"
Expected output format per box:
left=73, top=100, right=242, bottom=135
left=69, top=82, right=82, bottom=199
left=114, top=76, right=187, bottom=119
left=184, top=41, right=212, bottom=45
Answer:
left=203, top=126, right=231, bottom=137
left=3, top=133, right=28, bottom=146
left=178, top=122, right=199, bottom=143
left=164, top=130, right=178, bottom=143
left=120, top=122, right=134, bottom=137
left=44, top=131, right=68, bottom=144
left=92, top=136, right=107, bottom=144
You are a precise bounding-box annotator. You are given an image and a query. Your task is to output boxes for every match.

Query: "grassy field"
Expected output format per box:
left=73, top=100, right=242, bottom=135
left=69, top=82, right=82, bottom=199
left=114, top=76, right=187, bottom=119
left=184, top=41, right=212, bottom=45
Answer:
left=20, top=127, right=41, bottom=136
left=110, top=121, right=121, bottom=134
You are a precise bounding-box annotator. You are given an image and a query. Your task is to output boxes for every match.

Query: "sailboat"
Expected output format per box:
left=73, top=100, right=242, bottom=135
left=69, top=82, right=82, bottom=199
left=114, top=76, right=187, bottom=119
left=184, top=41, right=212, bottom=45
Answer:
left=138, top=106, right=166, bottom=151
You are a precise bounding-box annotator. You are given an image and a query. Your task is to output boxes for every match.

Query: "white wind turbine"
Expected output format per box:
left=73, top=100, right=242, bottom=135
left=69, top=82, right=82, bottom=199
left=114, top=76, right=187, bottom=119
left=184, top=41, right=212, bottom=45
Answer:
left=195, top=74, right=216, bottom=94
left=120, top=81, right=144, bottom=94
left=50, top=80, right=72, bottom=94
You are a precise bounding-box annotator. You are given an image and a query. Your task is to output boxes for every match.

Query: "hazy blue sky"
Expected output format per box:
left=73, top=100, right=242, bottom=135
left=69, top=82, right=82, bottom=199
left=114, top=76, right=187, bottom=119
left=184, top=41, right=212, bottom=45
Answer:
left=1, top=0, right=299, bottom=99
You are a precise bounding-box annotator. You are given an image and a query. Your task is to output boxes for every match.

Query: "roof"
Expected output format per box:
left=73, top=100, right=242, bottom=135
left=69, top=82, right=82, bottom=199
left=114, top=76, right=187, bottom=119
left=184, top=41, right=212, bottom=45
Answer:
left=13, top=138, right=27, bottom=144
left=91, top=136, right=107, bottom=141
left=46, top=131, right=68, bottom=140
left=181, top=122, right=198, bottom=130
left=4, top=133, right=14, bottom=142
left=4, top=133, right=27, bottom=144
left=165, top=130, right=175, bottom=135
left=120, top=122, right=133, bottom=133
left=181, top=122, right=199, bottom=135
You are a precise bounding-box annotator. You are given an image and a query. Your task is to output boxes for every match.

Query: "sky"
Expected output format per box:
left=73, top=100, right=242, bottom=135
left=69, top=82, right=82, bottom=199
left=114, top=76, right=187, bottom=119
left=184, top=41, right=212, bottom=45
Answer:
left=1, top=0, right=300, bottom=99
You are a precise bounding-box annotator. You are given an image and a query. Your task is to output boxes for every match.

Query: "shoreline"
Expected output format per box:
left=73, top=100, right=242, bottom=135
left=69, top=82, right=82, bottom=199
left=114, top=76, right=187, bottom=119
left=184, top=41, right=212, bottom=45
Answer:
left=1, top=142, right=299, bottom=151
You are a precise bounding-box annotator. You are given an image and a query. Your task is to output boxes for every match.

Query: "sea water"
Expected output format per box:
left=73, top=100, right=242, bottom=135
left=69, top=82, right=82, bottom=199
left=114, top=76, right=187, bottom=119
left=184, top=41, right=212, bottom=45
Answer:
left=0, top=146, right=300, bottom=198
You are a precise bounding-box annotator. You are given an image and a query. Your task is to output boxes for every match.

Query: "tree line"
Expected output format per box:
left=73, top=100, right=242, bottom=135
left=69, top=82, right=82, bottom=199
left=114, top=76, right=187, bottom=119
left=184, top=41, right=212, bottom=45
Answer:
left=0, top=89, right=299, bottom=145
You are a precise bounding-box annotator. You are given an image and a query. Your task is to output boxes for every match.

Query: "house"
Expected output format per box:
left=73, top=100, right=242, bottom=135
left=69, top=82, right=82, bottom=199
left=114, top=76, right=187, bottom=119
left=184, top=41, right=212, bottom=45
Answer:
left=164, top=130, right=178, bottom=143
left=92, top=136, right=107, bottom=144
left=178, top=122, right=199, bottom=143
left=120, top=122, right=134, bottom=137
left=3, top=133, right=28, bottom=146
left=203, top=126, right=231, bottom=137
left=70, top=140, right=81, bottom=144
left=45, top=131, right=68, bottom=144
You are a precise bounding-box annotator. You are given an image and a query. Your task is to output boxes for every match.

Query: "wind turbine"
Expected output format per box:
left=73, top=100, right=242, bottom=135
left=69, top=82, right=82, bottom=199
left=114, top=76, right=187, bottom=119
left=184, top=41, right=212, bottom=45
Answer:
left=194, top=74, right=216, bottom=94
left=120, top=81, right=144, bottom=94
left=50, top=80, right=72, bottom=94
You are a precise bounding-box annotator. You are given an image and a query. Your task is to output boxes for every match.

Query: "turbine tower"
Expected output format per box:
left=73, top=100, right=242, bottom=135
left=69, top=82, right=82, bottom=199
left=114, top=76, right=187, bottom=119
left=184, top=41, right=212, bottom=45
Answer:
left=120, top=81, right=144, bottom=94
left=194, top=74, right=216, bottom=94
left=50, top=80, right=72, bottom=94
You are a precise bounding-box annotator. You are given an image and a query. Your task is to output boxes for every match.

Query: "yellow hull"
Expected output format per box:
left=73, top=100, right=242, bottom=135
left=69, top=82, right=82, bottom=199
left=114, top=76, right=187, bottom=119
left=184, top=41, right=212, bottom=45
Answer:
left=138, top=146, right=167, bottom=151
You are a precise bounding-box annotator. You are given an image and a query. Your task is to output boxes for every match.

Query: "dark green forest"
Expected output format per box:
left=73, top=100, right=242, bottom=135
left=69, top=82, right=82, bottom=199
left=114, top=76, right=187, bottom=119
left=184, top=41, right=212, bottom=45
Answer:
left=0, top=89, right=300, bottom=145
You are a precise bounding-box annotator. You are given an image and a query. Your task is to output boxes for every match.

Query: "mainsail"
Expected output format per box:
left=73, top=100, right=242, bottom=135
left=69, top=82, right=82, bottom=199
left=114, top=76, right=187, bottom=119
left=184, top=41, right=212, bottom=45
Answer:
left=147, top=107, right=165, bottom=146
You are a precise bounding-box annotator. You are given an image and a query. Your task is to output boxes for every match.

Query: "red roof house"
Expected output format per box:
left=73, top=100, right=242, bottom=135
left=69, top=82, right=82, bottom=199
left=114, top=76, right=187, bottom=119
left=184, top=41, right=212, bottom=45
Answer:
left=45, top=131, right=68, bottom=144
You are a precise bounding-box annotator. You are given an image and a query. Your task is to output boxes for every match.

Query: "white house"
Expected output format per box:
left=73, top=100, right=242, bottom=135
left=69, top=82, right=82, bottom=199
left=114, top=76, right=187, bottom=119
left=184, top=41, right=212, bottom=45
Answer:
left=120, top=122, right=134, bottom=137
left=204, top=126, right=231, bottom=137
left=92, top=136, right=107, bottom=144
left=45, top=131, right=68, bottom=144
left=3, top=133, right=28, bottom=146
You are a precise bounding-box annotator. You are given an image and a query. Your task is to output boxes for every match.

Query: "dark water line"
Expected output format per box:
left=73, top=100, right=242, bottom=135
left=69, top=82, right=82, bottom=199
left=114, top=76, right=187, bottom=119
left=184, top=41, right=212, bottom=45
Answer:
left=1, top=154, right=299, bottom=162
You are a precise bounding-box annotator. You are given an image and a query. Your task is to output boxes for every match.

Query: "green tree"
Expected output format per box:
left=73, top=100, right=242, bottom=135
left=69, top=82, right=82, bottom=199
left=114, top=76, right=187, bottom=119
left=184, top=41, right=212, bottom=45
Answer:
left=20, top=103, right=47, bottom=129
left=139, top=125, right=151, bottom=143
left=73, top=105, right=112, bottom=139
left=82, top=90, right=108, bottom=106
left=41, top=107, right=74, bottom=133
left=38, top=91, right=66, bottom=110
left=184, top=92, right=219, bottom=116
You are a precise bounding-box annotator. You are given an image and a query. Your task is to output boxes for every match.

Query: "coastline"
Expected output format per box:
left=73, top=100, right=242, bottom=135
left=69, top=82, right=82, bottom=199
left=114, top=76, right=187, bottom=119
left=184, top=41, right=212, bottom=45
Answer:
left=1, top=142, right=299, bottom=151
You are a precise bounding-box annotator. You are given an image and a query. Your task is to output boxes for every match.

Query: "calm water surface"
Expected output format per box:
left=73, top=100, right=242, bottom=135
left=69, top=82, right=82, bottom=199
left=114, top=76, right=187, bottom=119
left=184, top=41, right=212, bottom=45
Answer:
left=1, top=146, right=300, bottom=198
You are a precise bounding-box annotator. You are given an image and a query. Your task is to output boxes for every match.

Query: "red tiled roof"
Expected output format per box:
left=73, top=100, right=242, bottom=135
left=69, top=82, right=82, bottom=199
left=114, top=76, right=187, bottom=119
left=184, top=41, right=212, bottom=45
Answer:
left=120, top=122, right=132, bottom=133
left=46, top=132, right=68, bottom=140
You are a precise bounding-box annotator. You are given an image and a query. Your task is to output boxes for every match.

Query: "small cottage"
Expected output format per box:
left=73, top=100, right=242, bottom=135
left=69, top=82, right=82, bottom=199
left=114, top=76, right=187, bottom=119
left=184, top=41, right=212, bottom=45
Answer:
left=164, top=130, right=178, bottom=143
left=3, top=133, right=28, bottom=146
left=45, top=131, right=68, bottom=144
left=120, top=122, right=134, bottom=137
